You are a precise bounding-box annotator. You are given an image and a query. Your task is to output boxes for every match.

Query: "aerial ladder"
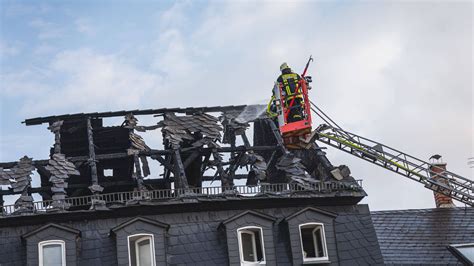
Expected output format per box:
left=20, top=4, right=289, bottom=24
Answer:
left=272, top=56, right=474, bottom=206
left=305, top=101, right=473, bottom=206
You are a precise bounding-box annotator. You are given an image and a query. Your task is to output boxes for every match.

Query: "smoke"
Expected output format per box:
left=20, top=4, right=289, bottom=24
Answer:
left=235, top=104, right=267, bottom=124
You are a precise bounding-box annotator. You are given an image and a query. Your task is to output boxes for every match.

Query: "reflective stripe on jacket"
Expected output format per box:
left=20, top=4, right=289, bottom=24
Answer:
left=266, top=95, right=278, bottom=118
left=277, top=72, right=303, bottom=102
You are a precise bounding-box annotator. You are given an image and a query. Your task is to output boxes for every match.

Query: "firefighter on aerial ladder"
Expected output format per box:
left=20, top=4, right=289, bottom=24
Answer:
left=267, top=62, right=304, bottom=124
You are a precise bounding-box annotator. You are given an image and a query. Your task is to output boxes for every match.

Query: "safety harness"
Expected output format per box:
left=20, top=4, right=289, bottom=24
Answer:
left=281, top=73, right=304, bottom=101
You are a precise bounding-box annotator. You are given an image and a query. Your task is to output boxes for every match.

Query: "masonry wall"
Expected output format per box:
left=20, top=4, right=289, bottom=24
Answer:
left=0, top=204, right=383, bottom=266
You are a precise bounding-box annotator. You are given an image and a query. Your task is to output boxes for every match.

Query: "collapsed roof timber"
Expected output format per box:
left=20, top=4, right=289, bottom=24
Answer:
left=0, top=104, right=364, bottom=215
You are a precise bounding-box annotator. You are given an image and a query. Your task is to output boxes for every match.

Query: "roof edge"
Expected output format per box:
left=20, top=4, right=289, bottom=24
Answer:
left=220, top=210, right=276, bottom=227
left=22, top=223, right=81, bottom=239
left=285, top=207, right=338, bottom=221
left=110, top=216, right=170, bottom=234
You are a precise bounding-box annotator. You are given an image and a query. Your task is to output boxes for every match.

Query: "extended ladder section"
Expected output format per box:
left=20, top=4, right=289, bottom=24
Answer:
left=308, top=102, right=474, bottom=206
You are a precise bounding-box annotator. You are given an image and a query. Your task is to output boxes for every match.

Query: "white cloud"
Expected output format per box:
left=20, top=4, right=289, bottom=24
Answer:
left=75, top=18, right=96, bottom=36
left=0, top=40, right=21, bottom=57
left=33, top=43, right=56, bottom=55
left=0, top=68, right=52, bottom=96
left=29, top=18, right=63, bottom=39
left=18, top=49, right=161, bottom=115
left=157, top=0, right=191, bottom=31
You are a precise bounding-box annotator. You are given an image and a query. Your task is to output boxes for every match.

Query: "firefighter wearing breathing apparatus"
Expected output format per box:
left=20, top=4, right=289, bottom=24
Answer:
left=267, top=62, right=304, bottom=123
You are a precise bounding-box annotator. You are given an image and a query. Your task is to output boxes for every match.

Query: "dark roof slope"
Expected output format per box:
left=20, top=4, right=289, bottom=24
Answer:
left=371, top=207, right=474, bottom=265
left=336, top=205, right=385, bottom=265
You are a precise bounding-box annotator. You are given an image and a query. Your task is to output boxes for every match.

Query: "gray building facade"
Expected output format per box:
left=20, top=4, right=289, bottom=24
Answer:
left=0, top=200, right=383, bottom=265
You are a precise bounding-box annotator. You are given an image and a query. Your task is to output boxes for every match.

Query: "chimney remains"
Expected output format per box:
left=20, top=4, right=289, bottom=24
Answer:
left=429, top=155, right=456, bottom=208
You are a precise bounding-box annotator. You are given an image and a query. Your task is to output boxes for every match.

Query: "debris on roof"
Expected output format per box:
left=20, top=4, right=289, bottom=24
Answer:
left=47, top=120, right=63, bottom=154
left=46, top=154, right=80, bottom=179
left=220, top=110, right=249, bottom=144
left=0, top=156, right=35, bottom=213
left=45, top=153, right=80, bottom=206
left=161, top=112, right=222, bottom=148
left=2, top=156, right=35, bottom=193
left=276, top=153, right=314, bottom=187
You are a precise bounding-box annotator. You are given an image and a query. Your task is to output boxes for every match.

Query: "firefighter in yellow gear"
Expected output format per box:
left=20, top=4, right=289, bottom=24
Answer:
left=267, top=62, right=304, bottom=123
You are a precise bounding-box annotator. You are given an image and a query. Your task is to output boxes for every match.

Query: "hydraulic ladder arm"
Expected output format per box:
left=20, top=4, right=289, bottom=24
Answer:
left=307, top=102, right=474, bottom=206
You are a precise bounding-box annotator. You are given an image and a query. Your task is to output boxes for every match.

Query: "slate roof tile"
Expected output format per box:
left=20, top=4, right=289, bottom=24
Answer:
left=372, top=207, right=474, bottom=265
left=162, top=113, right=222, bottom=147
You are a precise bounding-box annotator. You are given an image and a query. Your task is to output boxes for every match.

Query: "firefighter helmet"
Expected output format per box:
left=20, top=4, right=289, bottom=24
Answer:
left=280, top=62, right=289, bottom=72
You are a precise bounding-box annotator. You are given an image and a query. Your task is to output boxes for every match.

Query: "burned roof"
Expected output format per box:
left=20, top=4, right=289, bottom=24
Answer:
left=0, top=156, right=34, bottom=193
left=371, top=207, right=474, bottom=265
left=1, top=104, right=366, bottom=217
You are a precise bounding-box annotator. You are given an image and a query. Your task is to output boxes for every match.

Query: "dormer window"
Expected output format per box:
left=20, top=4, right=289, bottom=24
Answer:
left=237, top=227, right=266, bottom=265
left=220, top=210, right=276, bottom=265
left=299, top=223, right=328, bottom=263
left=110, top=217, right=168, bottom=265
left=22, top=224, right=80, bottom=266
left=128, top=234, right=155, bottom=266
left=38, top=240, right=66, bottom=266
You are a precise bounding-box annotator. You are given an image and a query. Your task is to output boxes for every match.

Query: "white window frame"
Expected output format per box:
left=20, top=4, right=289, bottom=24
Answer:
left=127, top=233, right=156, bottom=266
left=38, top=240, right=66, bottom=266
left=449, top=243, right=474, bottom=263
left=298, top=223, right=329, bottom=263
left=237, top=226, right=266, bottom=265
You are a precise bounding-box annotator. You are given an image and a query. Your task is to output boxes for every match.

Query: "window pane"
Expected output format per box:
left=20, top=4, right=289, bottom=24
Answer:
left=301, top=228, right=316, bottom=258
left=241, top=232, right=256, bottom=262
left=42, top=244, right=63, bottom=266
left=314, top=228, right=325, bottom=257
left=137, top=239, right=152, bottom=266
left=254, top=231, right=264, bottom=262
left=130, top=240, right=137, bottom=266
left=456, top=246, right=474, bottom=262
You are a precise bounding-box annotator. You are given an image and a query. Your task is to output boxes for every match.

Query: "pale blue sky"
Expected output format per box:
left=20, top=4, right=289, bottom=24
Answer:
left=0, top=0, right=472, bottom=210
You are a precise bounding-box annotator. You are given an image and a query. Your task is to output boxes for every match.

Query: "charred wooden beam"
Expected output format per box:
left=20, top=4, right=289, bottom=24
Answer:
left=140, top=156, right=150, bottom=177
left=211, top=148, right=233, bottom=189
left=0, top=146, right=280, bottom=169
left=266, top=119, right=288, bottom=154
left=150, top=154, right=174, bottom=170
left=172, top=149, right=189, bottom=189
left=47, top=120, right=63, bottom=154
left=72, top=146, right=278, bottom=162
left=86, top=118, right=103, bottom=194
left=0, top=160, right=49, bottom=169
left=267, top=150, right=278, bottom=169
left=229, top=132, right=237, bottom=181
left=24, top=104, right=257, bottom=126
left=150, top=153, right=172, bottom=188
left=200, top=153, right=211, bottom=176
left=241, top=132, right=251, bottom=149
left=226, top=151, right=245, bottom=181
left=133, top=154, right=145, bottom=191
